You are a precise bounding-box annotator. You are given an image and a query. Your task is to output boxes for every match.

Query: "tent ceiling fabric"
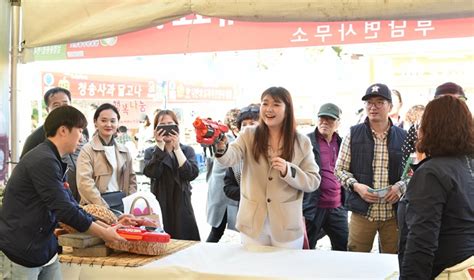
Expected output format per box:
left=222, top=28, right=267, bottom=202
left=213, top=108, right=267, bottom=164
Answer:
left=22, top=0, right=474, bottom=48
left=22, top=0, right=190, bottom=48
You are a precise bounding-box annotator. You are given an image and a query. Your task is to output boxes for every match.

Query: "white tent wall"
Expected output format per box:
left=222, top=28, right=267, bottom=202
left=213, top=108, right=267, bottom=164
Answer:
left=21, top=0, right=474, bottom=49
left=0, top=0, right=10, bottom=132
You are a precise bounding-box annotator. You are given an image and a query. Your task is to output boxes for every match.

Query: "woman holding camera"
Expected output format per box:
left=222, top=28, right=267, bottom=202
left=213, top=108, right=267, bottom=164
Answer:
left=77, top=103, right=136, bottom=210
left=143, top=110, right=200, bottom=241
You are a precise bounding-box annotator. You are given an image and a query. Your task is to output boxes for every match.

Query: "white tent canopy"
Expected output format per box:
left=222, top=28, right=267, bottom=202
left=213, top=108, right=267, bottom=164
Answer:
left=22, top=0, right=474, bottom=49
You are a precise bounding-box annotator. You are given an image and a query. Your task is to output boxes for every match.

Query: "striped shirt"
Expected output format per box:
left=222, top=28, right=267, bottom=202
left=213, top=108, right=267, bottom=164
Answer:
left=335, top=127, right=406, bottom=221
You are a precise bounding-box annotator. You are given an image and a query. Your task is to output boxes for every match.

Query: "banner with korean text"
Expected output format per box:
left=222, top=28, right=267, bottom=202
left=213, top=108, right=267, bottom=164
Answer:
left=41, top=72, right=162, bottom=128
left=167, top=81, right=234, bottom=103
left=33, top=15, right=474, bottom=60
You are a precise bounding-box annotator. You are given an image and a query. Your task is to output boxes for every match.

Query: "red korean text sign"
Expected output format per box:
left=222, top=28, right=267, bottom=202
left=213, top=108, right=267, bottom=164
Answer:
left=64, top=16, right=474, bottom=59
left=42, top=72, right=158, bottom=100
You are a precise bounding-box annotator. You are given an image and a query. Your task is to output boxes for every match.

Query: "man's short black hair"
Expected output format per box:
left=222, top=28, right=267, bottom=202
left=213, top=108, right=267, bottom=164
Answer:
left=44, top=87, right=72, bottom=106
left=118, top=125, right=128, bottom=133
left=44, top=106, right=87, bottom=137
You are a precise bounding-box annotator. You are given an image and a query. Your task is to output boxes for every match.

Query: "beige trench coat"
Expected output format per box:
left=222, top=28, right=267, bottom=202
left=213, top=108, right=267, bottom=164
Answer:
left=77, top=134, right=137, bottom=207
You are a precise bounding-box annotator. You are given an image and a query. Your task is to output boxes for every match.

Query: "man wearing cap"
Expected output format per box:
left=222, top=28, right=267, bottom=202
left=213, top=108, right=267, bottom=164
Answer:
left=335, top=83, right=407, bottom=253
left=303, top=103, right=347, bottom=250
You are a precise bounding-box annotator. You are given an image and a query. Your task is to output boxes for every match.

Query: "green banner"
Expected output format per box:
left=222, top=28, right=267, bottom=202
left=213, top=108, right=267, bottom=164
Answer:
left=33, top=44, right=67, bottom=60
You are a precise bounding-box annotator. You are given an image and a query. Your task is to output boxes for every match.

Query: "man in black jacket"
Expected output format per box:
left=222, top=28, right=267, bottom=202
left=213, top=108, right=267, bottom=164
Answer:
left=303, top=103, right=347, bottom=250
left=21, top=87, right=88, bottom=202
left=0, top=106, right=124, bottom=279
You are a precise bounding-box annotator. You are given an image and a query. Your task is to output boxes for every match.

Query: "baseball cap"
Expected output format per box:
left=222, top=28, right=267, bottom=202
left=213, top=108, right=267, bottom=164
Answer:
left=318, top=103, right=342, bottom=120
left=434, top=82, right=466, bottom=99
left=362, top=83, right=392, bottom=102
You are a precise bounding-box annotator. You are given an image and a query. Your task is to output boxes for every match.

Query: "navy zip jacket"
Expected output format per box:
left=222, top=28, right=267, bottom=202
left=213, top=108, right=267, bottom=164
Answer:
left=0, top=140, right=93, bottom=267
left=345, top=119, right=405, bottom=215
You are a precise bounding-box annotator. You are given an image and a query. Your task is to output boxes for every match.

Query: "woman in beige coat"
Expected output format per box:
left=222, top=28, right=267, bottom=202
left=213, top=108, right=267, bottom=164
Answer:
left=77, top=103, right=136, bottom=209
left=216, top=87, right=320, bottom=249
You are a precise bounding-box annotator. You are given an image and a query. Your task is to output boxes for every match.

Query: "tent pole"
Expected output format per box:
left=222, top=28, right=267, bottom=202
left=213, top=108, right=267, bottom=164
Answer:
left=10, top=0, right=20, bottom=170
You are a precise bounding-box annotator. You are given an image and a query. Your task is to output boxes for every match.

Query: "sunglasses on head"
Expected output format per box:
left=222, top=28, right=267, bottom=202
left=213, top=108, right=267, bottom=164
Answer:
left=435, top=94, right=467, bottom=101
left=240, top=106, right=259, bottom=113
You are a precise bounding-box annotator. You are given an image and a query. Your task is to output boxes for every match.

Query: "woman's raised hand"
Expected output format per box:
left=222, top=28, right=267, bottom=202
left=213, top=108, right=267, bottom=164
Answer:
left=155, top=127, right=166, bottom=143
left=271, top=156, right=288, bottom=177
left=215, top=134, right=228, bottom=154
left=169, top=129, right=180, bottom=150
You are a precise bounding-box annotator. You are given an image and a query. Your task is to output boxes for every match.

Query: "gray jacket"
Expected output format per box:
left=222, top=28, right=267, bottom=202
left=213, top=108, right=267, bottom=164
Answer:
left=206, top=133, right=236, bottom=228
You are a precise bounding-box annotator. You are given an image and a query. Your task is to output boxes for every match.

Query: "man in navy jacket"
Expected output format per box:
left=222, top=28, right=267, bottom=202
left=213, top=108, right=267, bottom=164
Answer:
left=335, top=83, right=406, bottom=253
left=0, top=106, right=124, bottom=279
left=303, top=103, right=347, bottom=250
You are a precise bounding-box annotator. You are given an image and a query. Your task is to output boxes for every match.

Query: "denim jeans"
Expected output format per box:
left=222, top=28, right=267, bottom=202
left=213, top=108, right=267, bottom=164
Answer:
left=10, top=256, right=61, bottom=280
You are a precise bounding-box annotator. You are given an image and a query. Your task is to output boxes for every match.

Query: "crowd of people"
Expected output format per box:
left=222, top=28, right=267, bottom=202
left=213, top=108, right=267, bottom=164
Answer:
left=0, top=81, right=472, bottom=279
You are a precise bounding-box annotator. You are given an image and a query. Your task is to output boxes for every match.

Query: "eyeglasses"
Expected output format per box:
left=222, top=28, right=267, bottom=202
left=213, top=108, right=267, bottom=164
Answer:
left=240, top=106, right=260, bottom=113
left=364, top=100, right=387, bottom=109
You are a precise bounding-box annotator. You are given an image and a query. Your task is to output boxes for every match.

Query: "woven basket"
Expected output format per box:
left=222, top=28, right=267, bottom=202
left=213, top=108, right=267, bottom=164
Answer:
left=60, top=204, right=118, bottom=233
left=105, top=240, right=168, bottom=256
left=83, top=204, right=119, bottom=224
left=60, top=203, right=169, bottom=255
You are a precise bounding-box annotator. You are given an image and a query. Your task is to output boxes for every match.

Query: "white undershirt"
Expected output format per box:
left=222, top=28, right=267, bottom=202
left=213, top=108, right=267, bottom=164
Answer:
left=103, top=146, right=119, bottom=192
left=43, top=253, right=58, bottom=267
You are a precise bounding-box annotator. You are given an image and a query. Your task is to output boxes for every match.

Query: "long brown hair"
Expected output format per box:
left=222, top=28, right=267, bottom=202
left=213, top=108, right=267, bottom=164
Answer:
left=417, top=95, right=474, bottom=157
left=253, top=87, right=297, bottom=162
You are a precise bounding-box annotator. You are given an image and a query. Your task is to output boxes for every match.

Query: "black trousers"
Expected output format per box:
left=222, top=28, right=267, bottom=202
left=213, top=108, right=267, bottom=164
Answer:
left=206, top=210, right=227, bottom=242
left=305, top=206, right=349, bottom=250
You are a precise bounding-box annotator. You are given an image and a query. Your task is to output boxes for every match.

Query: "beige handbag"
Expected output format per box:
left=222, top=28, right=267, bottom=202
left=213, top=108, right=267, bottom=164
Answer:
left=435, top=256, right=474, bottom=280
left=129, top=196, right=162, bottom=227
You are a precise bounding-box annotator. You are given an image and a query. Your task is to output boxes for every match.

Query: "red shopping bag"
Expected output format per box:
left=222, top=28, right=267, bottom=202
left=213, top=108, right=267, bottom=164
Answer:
left=302, top=216, right=310, bottom=249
